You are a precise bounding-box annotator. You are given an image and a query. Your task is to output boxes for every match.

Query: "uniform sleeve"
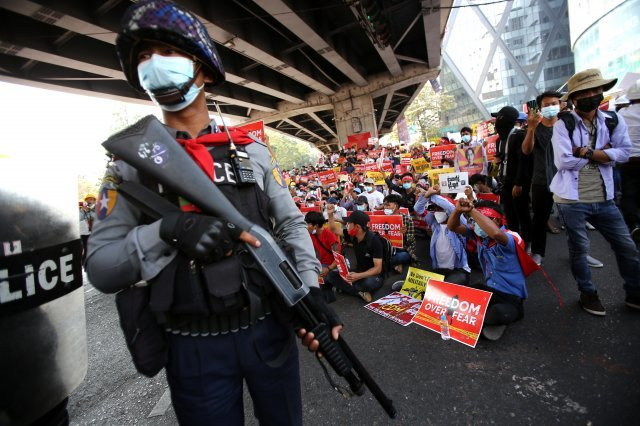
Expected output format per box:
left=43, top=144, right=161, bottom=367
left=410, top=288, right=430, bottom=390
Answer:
left=85, top=161, right=177, bottom=293
left=247, top=143, right=321, bottom=289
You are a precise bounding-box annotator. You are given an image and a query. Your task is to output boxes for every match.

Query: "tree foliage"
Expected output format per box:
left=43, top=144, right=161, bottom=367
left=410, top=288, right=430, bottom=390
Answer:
left=266, top=129, right=322, bottom=170
left=404, top=85, right=456, bottom=141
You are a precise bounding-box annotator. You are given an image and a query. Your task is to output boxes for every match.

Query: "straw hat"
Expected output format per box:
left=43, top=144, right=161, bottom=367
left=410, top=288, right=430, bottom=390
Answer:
left=565, top=68, right=617, bottom=99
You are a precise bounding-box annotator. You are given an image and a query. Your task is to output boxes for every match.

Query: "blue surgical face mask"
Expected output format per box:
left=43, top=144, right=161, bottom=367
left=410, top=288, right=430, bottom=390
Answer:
left=461, top=135, right=471, bottom=143
left=402, top=182, right=412, bottom=189
left=356, top=204, right=366, bottom=211
left=138, top=54, right=203, bottom=112
left=474, top=223, right=488, bottom=238
left=540, top=105, right=560, bottom=119
left=384, top=208, right=394, bottom=215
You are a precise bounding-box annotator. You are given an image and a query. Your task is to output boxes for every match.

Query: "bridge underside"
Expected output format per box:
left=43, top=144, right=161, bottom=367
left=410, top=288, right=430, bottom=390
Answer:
left=0, top=0, right=451, bottom=151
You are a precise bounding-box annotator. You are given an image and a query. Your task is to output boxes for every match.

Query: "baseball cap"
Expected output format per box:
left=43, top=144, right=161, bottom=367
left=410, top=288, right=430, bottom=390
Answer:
left=327, top=197, right=339, bottom=204
left=344, top=210, right=370, bottom=228
left=364, top=177, right=375, bottom=184
left=491, top=106, right=519, bottom=121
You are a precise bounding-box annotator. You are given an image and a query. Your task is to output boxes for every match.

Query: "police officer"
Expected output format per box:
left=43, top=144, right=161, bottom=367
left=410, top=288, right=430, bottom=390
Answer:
left=85, top=1, right=341, bottom=424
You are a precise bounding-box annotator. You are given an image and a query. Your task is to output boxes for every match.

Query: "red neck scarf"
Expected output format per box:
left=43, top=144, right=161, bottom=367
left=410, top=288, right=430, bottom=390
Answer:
left=175, top=127, right=254, bottom=181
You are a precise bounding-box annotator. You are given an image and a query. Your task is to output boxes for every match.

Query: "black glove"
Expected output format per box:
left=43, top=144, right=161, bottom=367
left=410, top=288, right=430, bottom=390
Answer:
left=302, top=287, right=342, bottom=329
left=159, top=212, right=242, bottom=262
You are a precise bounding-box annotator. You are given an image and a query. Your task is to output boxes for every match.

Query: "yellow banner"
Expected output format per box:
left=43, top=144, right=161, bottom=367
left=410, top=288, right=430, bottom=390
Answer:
left=411, top=157, right=431, bottom=173
left=366, top=171, right=386, bottom=186
left=427, top=167, right=455, bottom=187
left=399, top=267, right=445, bottom=300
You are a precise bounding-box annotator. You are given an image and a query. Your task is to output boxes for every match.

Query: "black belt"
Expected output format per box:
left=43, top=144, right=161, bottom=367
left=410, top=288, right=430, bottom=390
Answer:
left=164, top=298, right=272, bottom=336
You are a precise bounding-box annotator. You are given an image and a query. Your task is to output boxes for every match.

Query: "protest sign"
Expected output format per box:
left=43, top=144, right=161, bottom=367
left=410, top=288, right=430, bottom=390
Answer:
left=332, top=251, right=350, bottom=282
left=380, top=160, right=393, bottom=173
left=412, top=280, right=493, bottom=348
left=366, top=171, right=386, bottom=186
left=394, top=165, right=404, bottom=174
left=354, top=164, right=366, bottom=173
left=429, top=144, right=457, bottom=167
left=411, top=157, right=431, bottom=173
left=318, top=170, right=338, bottom=186
left=236, top=121, right=265, bottom=142
left=365, top=163, right=379, bottom=172
left=484, top=134, right=498, bottom=161
left=346, top=132, right=371, bottom=150
left=476, top=192, right=500, bottom=203
left=427, top=167, right=455, bottom=186
left=368, top=137, right=378, bottom=146
left=369, top=215, right=403, bottom=248
left=357, top=153, right=367, bottom=162
left=299, top=205, right=321, bottom=213
left=368, top=149, right=381, bottom=158
left=399, top=267, right=444, bottom=300
left=476, top=119, right=496, bottom=139
left=400, top=156, right=412, bottom=166
left=455, top=145, right=484, bottom=175
left=364, top=292, right=422, bottom=326
left=438, top=172, right=469, bottom=193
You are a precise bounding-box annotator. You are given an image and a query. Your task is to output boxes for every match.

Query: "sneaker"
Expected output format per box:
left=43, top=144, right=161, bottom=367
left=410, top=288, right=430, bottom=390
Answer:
left=531, top=253, right=542, bottom=266
left=586, top=222, right=596, bottom=230
left=625, top=294, right=640, bottom=311
left=579, top=291, right=606, bottom=316
left=358, top=291, right=373, bottom=303
left=631, top=227, right=640, bottom=245
left=481, top=325, right=507, bottom=341
left=391, top=280, right=404, bottom=291
left=587, top=255, right=604, bottom=268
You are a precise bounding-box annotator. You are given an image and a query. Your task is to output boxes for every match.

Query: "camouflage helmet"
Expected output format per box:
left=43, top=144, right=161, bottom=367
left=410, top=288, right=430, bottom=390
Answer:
left=116, top=0, right=225, bottom=92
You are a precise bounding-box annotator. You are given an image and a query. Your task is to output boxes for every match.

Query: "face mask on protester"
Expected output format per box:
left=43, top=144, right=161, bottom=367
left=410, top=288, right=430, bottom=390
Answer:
left=495, top=117, right=514, bottom=136
left=461, top=135, right=471, bottom=143
left=575, top=94, right=604, bottom=113
left=434, top=211, right=448, bottom=223
left=365, top=185, right=373, bottom=192
left=348, top=225, right=359, bottom=237
left=356, top=204, right=366, bottom=211
left=474, top=223, right=489, bottom=238
left=384, top=208, right=394, bottom=215
left=138, top=54, right=203, bottom=111
left=402, top=182, right=412, bottom=189
left=540, top=105, right=560, bottom=119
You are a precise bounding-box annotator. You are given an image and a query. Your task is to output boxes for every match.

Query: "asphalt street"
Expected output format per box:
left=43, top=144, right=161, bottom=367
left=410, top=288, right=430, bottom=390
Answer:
left=69, top=227, right=640, bottom=425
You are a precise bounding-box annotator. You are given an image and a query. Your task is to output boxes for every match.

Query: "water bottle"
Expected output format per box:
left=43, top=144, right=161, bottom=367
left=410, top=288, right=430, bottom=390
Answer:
left=440, top=314, right=450, bottom=340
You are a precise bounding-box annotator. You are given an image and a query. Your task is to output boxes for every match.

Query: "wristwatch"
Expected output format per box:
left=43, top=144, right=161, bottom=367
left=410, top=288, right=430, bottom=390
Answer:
left=583, top=148, right=594, bottom=159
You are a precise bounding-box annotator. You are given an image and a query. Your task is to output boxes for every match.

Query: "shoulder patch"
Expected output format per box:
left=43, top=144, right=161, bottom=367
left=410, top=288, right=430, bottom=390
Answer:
left=97, top=188, right=118, bottom=219
left=272, top=165, right=286, bottom=188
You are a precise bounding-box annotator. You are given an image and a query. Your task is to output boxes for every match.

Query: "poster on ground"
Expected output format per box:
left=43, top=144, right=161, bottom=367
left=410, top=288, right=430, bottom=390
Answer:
left=438, top=172, right=469, bottom=193
left=427, top=167, right=455, bottom=187
left=429, top=144, right=457, bottom=167
left=369, top=215, right=403, bottom=248
left=455, top=145, right=484, bottom=175
left=412, top=280, right=492, bottom=348
left=364, top=292, right=422, bottom=326
left=332, top=251, right=350, bottom=283
left=399, top=267, right=444, bottom=300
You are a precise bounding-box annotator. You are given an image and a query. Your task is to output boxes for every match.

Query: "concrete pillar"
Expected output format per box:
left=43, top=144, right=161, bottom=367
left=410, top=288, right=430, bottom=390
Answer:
left=332, top=93, right=377, bottom=148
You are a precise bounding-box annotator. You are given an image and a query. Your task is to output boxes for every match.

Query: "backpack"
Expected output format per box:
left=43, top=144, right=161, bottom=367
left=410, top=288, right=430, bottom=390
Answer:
left=558, top=110, right=618, bottom=144
left=368, top=231, right=394, bottom=278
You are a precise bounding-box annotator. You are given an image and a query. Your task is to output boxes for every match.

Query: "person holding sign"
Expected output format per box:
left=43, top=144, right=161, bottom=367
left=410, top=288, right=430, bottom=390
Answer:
left=384, top=173, right=417, bottom=213
left=325, top=211, right=384, bottom=303
left=447, top=199, right=526, bottom=340
left=414, top=186, right=471, bottom=285
left=383, top=194, right=416, bottom=272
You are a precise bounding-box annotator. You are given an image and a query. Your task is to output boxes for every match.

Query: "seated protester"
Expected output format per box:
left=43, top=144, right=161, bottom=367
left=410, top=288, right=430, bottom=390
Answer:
left=413, top=186, right=470, bottom=286
left=383, top=194, right=416, bottom=273
left=363, top=177, right=385, bottom=210
left=384, top=172, right=417, bottom=213
left=469, top=174, right=496, bottom=194
left=355, top=195, right=370, bottom=212
left=323, top=197, right=347, bottom=223
left=325, top=211, right=384, bottom=303
left=305, top=212, right=341, bottom=303
left=340, top=188, right=359, bottom=211
left=447, top=199, right=526, bottom=340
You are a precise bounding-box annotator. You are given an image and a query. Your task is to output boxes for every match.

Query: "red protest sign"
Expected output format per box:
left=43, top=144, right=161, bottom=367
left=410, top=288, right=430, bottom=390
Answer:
left=476, top=193, right=500, bottom=203
left=484, top=134, right=498, bottom=161
left=476, top=119, right=496, bottom=139
left=412, top=280, right=492, bottom=348
left=381, top=160, right=393, bottom=172
left=400, top=156, right=412, bottom=166
left=368, top=149, right=381, bottom=159
left=356, top=153, right=367, bottom=161
left=365, top=163, right=379, bottom=172
left=395, top=165, right=404, bottom=174
left=346, top=132, right=371, bottom=150
left=236, top=121, right=265, bottom=142
left=332, top=251, right=350, bottom=283
left=429, top=144, right=457, bottom=167
left=299, top=205, right=321, bottom=213
left=318, top=170, right=338, bottom=186
left=364, top=292, right=422, bottom=326
left=354, top=164, right=366, bottom=173
left=369, top=215, right=403, bottom=248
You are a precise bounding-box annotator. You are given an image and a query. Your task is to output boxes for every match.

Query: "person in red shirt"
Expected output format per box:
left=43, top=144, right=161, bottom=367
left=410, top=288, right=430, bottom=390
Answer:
left=305, top=211, right=341, bottom=302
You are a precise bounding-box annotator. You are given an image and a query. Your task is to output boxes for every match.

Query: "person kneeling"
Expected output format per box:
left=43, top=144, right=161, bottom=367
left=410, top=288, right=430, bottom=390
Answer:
left=447, top=199, right=527, bottom=341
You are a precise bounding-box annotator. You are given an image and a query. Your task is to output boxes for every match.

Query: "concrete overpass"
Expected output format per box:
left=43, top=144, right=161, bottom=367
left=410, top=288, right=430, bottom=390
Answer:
left=0, top=0, right=452, bottom=151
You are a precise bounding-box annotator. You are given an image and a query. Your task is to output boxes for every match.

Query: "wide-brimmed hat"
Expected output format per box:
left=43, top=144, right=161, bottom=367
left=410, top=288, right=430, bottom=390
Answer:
left=565, top=69, right=617, bottom=99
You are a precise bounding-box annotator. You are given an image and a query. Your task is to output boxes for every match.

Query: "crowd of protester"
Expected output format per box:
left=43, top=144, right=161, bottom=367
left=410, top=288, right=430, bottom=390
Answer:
left=281, top=68, right=640, bottom=340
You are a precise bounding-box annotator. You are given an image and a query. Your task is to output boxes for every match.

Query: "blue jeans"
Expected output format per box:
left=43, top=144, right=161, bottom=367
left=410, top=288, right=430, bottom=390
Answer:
left=391, top=250, right=411, bottom=266
left=557, top=200, right=640, bottom=296
left=325, top=271, right=383, bottom=297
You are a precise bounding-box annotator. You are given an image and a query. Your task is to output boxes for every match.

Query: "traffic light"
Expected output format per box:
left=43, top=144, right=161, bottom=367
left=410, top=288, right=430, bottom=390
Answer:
left=360, top=0, right=391, bottom=48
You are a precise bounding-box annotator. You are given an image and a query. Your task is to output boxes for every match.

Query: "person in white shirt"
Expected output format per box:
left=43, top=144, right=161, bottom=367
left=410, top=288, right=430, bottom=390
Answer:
left=323, top=197, right=347, bottom=223
left=362, top=177, right=384, bottom=210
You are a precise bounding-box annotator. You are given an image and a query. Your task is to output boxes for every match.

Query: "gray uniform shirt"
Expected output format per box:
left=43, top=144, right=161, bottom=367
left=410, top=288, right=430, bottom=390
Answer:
left=86, top=125, right=320, bottom=294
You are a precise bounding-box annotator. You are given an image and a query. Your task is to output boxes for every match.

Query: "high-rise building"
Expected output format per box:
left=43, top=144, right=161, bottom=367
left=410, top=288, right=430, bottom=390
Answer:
left=568, top=0, right=640, bottom=79
left=439, top=0, right=575, bottom=132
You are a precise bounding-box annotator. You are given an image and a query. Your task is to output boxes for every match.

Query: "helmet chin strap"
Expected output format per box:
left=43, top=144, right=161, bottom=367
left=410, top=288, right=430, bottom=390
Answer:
left=151, top=63, right=202, bottom=105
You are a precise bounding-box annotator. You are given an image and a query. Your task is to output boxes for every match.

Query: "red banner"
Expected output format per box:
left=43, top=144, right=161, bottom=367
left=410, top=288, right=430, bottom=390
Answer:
left=400, top=156, right=412, bottom=166
left=381, top=160, right=393, bottom=172
left=484, top=134, right=498, bottom=161
left=369, top=215, right=403, bottom=248
left=236, top=121, right=265, bottom=142
left=356, top=153, right=367, bottom=161
left=368, top=149, right=381, bottom=159
left=354, top=164, right=366, bottom=173
left=412, top=280, right=492, bottom=348
left=346, top=132, right=371, bottom=150
left=332, top=251, right=350, bottom=283
left=365, top=163, right=379, bottom=172
left=476, top=119, right=496, bottom=139
left=299, top=205, right=321, bottom=213
left=476, top=193, right=500, bottom=203
left=318, top=170, right=338, bottom=186
left=429, top=144, right=457, bottom=167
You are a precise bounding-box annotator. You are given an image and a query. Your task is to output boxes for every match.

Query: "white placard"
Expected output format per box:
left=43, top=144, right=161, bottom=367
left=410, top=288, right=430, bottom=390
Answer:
left=438, top=172, right=469, bottom=193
